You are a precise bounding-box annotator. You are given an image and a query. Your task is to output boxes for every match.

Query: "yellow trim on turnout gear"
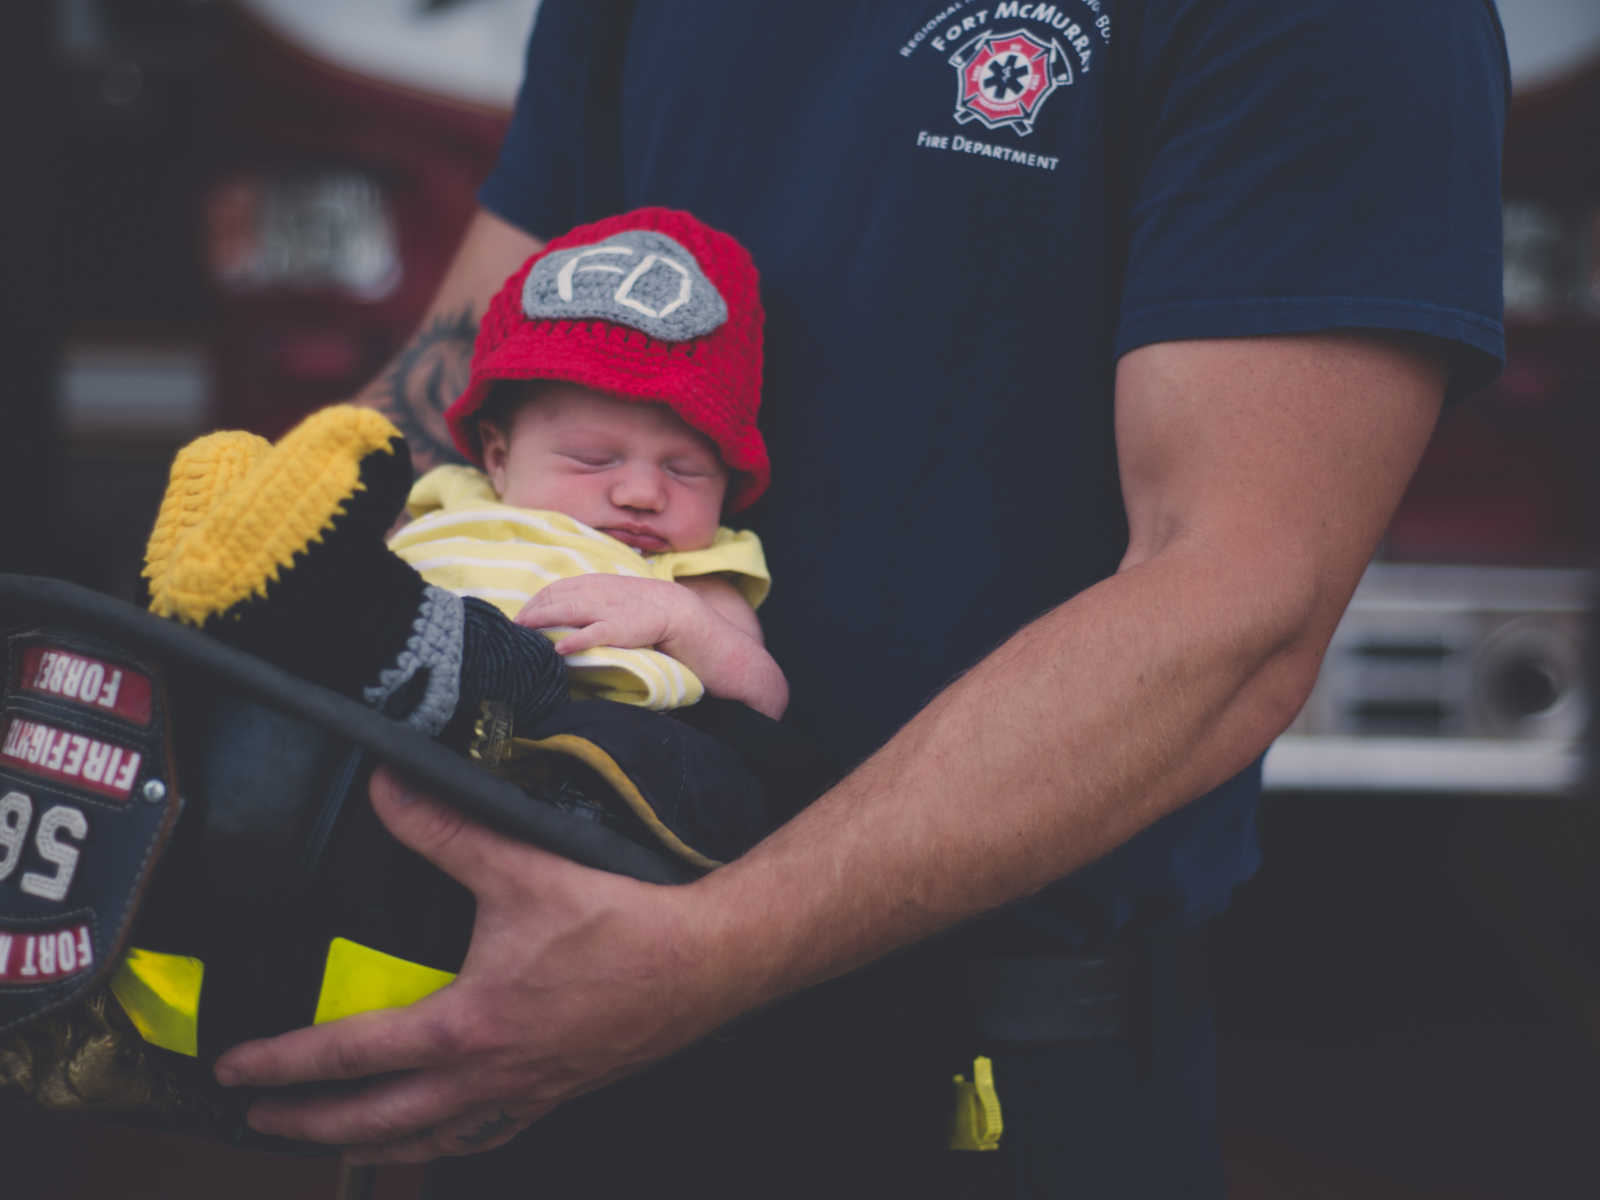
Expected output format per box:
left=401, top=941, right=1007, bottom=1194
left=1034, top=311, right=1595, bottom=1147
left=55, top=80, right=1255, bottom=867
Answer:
left=108, top=948, right=204, bottom=1058
left=523, top=732, right=723, bottom=871
left=313, top=937, right=457, bottom=1025
left=949, top=1055, right=1003, bottom=1151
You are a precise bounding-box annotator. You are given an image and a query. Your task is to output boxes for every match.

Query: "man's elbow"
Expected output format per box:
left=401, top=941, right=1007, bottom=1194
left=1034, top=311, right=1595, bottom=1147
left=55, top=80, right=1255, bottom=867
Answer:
left=1245, top=557, right=1349, bottom=744
left=1197, top=530, right=1341, bottom=746
left=1252, top=637, right=1324, bottom=744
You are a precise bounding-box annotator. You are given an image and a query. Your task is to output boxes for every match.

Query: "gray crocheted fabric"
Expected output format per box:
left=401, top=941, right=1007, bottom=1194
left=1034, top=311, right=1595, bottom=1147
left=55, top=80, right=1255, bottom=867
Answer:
left=362, top=584, right=463, bottom=736
left=522, top=230, right=728, bottom=341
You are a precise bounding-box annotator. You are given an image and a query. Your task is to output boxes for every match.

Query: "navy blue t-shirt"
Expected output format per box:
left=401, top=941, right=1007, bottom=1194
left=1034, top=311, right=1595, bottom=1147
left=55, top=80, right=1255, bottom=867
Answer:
left=479, top=0, right=1507, bottom=942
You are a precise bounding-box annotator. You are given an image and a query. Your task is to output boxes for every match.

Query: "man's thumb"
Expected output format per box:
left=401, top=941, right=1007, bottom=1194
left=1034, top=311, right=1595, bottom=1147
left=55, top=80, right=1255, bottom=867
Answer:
left=368, top=764, right=524, bottom=894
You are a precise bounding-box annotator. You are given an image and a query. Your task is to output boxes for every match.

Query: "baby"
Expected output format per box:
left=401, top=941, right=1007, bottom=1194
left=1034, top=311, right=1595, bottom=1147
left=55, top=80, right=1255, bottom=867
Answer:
left=393, top=381, right=783, bottom=720
left=142, top=208, right=793, bottom=864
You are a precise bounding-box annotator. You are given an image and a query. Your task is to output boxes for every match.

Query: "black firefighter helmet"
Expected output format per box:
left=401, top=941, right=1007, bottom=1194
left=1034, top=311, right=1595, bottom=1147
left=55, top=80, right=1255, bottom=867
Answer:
left=0, top=573, right=825, bottom=1148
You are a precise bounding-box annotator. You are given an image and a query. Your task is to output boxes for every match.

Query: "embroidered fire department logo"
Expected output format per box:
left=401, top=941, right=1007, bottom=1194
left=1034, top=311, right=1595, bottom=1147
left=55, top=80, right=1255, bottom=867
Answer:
left=948, top=27, right=1071, bottom=136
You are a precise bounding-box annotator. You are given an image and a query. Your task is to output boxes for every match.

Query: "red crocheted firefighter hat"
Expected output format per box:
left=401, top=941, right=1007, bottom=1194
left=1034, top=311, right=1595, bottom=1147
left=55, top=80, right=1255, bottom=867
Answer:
left=446, top=207, right=768, bottom=511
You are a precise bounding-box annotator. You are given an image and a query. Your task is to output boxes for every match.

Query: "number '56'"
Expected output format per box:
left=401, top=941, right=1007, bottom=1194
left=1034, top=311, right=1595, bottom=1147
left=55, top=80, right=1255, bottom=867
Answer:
left=0, top=790, right=87, bottom=903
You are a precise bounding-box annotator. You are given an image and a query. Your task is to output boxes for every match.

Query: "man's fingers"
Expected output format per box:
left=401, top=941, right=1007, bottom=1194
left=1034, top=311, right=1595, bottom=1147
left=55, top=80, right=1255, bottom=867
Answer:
left=214, top=997, right=456, bottom=1089
left=368, top=766, right=567, bottom=901
left=242, top=1071, right=439, bottom=1147
left=241, top=1054, right=536, bottom=1150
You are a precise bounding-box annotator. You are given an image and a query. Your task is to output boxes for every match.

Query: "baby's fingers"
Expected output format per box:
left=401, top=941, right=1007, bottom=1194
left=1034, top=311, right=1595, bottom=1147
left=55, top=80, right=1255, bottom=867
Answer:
left=552, top=625, right=608, bottom=655
left=515, top=592, right=585, bottom=629
left=514, top=594, right=554, bottom=626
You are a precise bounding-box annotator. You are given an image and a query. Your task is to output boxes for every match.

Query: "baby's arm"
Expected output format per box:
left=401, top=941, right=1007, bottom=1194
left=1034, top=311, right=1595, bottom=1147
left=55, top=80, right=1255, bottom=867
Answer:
left=516, top=575, right=788, bottom=719
left=673, top=576, right=789, bottom=717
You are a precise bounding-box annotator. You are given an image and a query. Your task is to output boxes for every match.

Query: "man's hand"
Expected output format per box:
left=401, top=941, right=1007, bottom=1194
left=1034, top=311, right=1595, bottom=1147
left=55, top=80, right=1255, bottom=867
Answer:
left=518, top=575, right=788, bottom=717
left=211, top=767, right=742, bottom=1164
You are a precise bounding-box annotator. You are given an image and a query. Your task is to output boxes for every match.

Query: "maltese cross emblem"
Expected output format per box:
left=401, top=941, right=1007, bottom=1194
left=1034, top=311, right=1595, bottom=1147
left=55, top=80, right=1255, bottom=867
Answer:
left=948, top=28, right=1072, bottom=136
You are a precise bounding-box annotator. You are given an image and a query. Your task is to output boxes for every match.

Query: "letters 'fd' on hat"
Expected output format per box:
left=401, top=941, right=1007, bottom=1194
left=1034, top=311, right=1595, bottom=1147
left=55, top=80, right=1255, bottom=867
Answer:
left=446, top=208, right=769, bottom=511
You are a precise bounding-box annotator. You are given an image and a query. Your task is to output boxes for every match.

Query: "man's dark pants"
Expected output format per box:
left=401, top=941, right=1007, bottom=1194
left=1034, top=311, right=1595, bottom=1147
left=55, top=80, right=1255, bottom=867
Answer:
left=425, top=924, right=1224, bottom=1199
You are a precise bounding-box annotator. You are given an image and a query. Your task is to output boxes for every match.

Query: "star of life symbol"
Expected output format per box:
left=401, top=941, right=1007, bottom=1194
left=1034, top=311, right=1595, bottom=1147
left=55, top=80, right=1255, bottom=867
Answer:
left=949, top=27, right=1071, bottom=136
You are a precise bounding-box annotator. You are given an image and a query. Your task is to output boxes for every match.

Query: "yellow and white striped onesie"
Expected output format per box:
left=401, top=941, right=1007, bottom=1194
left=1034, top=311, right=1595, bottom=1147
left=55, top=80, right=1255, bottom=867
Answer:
left=387, top=466, right=770, bottom=711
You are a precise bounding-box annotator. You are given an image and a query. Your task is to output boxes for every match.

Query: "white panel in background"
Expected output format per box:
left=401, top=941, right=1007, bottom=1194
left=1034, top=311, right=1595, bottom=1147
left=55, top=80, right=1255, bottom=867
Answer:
left=57, top=342, right=211, bottom=438
left=1496, top=0, right=1600, bottom=92
left=237, top=0, right=542, bottom=110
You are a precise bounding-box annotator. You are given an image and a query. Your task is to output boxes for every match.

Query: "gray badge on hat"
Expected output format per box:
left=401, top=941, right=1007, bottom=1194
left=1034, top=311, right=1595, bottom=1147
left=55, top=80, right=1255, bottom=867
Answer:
left=522, top=230, right=728, bottom=341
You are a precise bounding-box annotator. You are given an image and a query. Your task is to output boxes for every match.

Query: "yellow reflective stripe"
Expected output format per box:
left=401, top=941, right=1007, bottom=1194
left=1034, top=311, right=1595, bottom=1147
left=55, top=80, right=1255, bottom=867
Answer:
left=948, top=1055, right=1004, bottom=1151
left=313, top=937, right=456, bottom=1025
left=522, top=733, right=722, bottom=871
left=107, top=947, right=204, bottom=1058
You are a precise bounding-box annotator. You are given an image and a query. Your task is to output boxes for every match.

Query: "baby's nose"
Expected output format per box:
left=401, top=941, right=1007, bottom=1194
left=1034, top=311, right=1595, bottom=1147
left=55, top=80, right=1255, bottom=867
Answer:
left=610, top=464, right=667, bottom=511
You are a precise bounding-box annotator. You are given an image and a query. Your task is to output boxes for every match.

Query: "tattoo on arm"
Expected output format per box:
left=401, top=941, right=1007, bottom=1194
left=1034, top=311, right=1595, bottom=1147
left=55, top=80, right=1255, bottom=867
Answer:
left=457, top=1109, right=518, bottom=1148
left=375, top=304, right=479, bottom=473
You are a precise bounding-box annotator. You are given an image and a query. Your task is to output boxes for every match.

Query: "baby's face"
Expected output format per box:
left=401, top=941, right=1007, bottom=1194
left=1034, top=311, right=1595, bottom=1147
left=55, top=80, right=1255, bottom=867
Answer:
left=481, top=383, right=729, bottom=554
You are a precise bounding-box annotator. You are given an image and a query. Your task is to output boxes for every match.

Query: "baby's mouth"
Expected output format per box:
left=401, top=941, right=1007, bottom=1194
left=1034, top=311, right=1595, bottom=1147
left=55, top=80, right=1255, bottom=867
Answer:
left=602, top=524, right=669, bottom=553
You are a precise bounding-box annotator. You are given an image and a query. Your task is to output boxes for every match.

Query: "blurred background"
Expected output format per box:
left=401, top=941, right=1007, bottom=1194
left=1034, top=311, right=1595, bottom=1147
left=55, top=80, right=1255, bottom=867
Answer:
left=2, top=0, right=1597, bottom=1195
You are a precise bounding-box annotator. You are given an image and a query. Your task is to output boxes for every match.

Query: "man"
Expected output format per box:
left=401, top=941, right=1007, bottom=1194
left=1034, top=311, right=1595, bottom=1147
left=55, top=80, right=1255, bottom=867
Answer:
left=212, top=2, right=1509, bottom=1194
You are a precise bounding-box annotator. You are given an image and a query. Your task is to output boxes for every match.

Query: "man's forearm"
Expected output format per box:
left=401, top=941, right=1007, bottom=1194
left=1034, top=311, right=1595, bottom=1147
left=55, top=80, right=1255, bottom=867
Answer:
left=690, top=535, right=1324, bottom=1017
left=352, top=305, right=479, bottom=473
left=689, top=332, right=1444, bottom=1021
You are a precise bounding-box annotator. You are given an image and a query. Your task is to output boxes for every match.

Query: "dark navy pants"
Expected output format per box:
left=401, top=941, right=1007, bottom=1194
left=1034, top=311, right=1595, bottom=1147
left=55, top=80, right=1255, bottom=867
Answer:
left=424, top=925, right=1224, bottom=1199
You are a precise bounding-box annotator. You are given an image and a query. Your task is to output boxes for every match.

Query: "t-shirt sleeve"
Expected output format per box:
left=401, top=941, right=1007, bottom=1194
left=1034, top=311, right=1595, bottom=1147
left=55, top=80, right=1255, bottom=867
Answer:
left=1114, top=0, right=1509, bottom=397
left=655, top=528, right=772, bottom=610
left=477, top=0, right=622, bottom=240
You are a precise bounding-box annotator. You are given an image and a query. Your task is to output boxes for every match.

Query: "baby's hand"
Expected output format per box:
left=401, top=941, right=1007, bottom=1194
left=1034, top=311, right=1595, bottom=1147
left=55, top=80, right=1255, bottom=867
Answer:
left=517, top=575, right=787, bottom=718
left=516, top=575, right=688, bottom=656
